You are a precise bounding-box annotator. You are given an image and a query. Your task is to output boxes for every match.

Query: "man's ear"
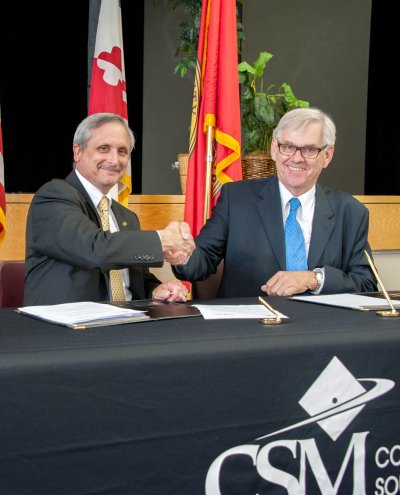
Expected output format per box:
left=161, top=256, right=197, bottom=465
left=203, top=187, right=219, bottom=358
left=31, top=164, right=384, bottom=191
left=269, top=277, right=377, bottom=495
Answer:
left=322, top=145, right=335, bottom=169
left=270, top=138, right=278, bottom=161
left=73, top=144, right=81, bottom=162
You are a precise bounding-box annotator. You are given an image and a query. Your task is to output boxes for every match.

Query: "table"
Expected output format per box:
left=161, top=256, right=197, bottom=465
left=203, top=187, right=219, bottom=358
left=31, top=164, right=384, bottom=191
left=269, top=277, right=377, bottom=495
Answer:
left=0, top=297, right=400, bottom=494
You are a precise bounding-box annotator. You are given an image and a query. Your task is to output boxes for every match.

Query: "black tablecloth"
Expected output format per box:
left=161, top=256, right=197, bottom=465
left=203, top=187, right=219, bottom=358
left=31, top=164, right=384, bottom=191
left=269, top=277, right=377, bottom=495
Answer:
left=0, top=297, right=399, bottom=494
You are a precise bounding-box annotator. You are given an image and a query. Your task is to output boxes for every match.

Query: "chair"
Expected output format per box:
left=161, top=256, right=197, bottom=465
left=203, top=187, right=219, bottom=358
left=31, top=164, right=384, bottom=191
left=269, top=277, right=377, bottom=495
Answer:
left=0, top=260, right=25, bottom=308
left=191, top=261, right=224, bottom=300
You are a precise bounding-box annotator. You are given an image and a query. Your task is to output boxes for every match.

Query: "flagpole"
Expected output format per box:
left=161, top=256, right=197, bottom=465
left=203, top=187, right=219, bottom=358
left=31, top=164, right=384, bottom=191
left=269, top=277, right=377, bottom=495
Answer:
left=88, top=0, right=131, bottom=206
left=185, top=0, right=242, bottom=238
left=204, top=125, right=214, bottom=223
left=0, top=104, right=6, bottom=242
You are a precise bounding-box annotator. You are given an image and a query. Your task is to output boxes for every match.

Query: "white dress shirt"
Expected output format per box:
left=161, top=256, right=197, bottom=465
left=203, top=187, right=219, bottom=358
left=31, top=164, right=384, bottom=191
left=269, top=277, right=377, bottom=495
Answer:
left=278, top=182, right=325, bottom=293
left=75, top=170, right=132, bottom=300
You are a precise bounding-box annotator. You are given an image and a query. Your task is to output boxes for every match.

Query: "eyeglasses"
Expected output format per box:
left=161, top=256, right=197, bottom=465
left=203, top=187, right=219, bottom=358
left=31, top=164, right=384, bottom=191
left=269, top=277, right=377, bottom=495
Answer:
left=277, top=142, right=327, bottom=159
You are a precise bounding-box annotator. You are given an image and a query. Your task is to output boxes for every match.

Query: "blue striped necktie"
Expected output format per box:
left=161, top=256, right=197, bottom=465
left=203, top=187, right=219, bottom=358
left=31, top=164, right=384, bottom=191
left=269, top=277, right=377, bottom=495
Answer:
left=285, top=197, right=308, bottom=271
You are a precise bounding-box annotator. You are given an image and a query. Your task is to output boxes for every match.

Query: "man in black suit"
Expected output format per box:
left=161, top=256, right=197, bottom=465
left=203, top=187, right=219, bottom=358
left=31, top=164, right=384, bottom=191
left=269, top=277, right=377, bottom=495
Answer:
left=24, top=113, right=194, bottom=305
left=173, top=108, right=377, bottom=297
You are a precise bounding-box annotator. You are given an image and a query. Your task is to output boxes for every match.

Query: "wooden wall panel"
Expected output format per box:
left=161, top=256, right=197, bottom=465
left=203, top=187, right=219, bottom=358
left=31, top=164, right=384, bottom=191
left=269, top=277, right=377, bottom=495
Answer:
left=354, top=196, right=400, bottom=250
left=128, top=195, right=184, bottom=230
left=0, top=194, right=399, bottom=260
left=0, top=194, right=185, bottom=260
left=1, top=194, right=31, bottom=261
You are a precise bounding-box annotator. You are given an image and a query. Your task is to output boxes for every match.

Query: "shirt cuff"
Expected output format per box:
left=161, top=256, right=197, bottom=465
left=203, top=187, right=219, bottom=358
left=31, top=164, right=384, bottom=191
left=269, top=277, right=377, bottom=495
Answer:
left=310, top=267, right=325, bottom=294
left=174, top=256, right=190, bottom=272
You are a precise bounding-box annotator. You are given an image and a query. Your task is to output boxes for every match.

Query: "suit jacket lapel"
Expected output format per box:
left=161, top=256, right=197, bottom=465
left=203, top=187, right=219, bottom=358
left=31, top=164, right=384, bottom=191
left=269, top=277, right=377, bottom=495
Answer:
left=111, top=200, right=131, bottom=230
left=308, top=184, right=335, bottom=269
left=65, top=170, right=100, bottom=225
left=256, top=177, right=286, bottom=269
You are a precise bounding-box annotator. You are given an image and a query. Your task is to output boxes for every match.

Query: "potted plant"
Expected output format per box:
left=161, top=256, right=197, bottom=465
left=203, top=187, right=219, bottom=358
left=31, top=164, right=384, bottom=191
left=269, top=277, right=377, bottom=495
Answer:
left=160, top=3, right=308, bottom=183
left=239, top=51, right=309, bottom=179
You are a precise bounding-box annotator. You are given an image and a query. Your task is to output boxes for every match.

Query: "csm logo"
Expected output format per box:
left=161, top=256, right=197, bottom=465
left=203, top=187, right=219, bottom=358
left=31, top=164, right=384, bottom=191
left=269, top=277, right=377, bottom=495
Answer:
left=206, top=356, right=395, bottom=495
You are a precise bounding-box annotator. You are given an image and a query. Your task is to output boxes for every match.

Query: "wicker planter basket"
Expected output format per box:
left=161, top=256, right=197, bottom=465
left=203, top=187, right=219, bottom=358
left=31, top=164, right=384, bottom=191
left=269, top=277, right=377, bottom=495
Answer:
left=177, top=153, right=189, bottom=194
left=241, top=151, right=276, bottom=180
left=178, top=151, right=276, bottom=193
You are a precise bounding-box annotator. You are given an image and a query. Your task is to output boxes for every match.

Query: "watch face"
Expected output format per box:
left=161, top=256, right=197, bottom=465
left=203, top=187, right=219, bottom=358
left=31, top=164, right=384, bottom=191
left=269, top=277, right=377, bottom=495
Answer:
left=314, top=270, right=323, bottom=291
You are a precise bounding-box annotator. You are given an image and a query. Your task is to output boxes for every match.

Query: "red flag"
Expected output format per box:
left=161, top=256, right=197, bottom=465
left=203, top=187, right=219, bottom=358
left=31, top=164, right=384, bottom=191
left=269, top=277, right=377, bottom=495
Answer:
left=185, top=0, right=242, bottom=237
left=0, top=106, right=6, bottom=242
left=88, top=0, right=131, bottom=206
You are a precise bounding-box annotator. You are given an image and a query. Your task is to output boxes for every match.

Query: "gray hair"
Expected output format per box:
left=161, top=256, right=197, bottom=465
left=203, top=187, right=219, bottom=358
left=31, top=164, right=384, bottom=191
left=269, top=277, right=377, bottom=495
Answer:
left=73, top=113, right=135, bottom=152
left=272, top=107, right=336, bottom=146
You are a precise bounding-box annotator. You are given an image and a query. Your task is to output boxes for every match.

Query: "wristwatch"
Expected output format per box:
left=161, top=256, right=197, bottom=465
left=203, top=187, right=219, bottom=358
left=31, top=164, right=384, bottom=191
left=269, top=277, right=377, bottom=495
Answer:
left=312, top=268, right=324, bottom=293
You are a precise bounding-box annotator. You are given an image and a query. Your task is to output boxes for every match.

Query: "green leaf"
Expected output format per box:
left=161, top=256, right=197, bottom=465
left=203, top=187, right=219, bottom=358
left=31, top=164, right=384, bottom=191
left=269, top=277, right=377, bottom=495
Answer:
left=238, top=61, right=255, bottom=75
left=253, top=52, right=273, bottom=79
left=241, top=87, right=255, bottom=101
left=254, top=95, right=275, bottom=127
left=281, top=83, right=309, bottom=108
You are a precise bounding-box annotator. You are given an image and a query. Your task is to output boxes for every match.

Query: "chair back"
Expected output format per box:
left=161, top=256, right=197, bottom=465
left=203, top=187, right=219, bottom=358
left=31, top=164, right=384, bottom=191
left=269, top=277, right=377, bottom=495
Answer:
left=191, top=261, right=224, bottom=300
left=0, top=260, right=25, bottom=308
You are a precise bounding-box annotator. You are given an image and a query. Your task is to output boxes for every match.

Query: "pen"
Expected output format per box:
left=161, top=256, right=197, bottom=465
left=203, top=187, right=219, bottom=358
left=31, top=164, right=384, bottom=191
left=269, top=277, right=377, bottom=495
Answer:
left=364, top=250, right=400, bottom=317
left=258, top=296, right=282, bottom=324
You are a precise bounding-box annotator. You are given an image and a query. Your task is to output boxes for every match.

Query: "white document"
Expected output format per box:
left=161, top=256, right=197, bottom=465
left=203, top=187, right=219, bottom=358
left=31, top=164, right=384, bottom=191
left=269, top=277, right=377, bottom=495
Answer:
left=17, top=301, right=149, bottom=328
left=291, top=293, right=400, bottom=310
left=193, top=304, right=287, bottom=320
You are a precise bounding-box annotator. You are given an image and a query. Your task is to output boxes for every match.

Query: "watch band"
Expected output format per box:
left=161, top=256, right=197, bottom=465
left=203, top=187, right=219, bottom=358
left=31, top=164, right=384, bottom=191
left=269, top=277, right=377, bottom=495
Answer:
left=311, top=268, right=324, bottom=293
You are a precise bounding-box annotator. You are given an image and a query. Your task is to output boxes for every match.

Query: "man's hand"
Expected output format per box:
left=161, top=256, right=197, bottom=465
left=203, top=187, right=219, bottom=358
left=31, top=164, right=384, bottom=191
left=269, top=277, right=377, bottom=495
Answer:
left=158, top=221, right=195, bottom=265
left=261, top=270, right=317, bottom=296
left=163, top=251, right=191, bottom=265
left=152, top=279, right=189, bottom=302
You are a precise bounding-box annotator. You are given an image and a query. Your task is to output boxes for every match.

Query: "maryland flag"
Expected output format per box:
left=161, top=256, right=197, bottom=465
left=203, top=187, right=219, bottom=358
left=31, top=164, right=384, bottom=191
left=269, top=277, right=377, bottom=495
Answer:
left=88, top=0, right=131, bottom=206
left=184, top=0, right=242, bottom=237
left=0, top=106, right=6, bottom=242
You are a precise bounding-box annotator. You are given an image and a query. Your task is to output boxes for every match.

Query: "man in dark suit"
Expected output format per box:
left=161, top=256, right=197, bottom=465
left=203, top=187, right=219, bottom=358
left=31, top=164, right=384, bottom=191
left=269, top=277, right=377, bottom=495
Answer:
left=173, top=108, right=377, bottom=297
left=24, top=113, right=194, bottom=305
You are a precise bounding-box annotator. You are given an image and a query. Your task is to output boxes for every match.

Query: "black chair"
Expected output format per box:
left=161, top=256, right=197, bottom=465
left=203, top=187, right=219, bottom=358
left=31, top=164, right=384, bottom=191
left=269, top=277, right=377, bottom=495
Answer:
left=0, top=260, right=25, bottom=307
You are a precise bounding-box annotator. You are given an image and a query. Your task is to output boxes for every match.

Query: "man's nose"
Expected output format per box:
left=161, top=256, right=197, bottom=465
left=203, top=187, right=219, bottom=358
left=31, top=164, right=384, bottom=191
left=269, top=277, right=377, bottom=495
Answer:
left=292, top=148, right=304, bottom=160
left=107, top=148, right=119, bottom=164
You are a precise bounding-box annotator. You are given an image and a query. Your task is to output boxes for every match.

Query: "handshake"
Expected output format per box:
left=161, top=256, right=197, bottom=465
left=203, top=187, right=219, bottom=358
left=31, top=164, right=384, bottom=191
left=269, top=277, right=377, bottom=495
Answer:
left=158, top=221, right=195, bottom=265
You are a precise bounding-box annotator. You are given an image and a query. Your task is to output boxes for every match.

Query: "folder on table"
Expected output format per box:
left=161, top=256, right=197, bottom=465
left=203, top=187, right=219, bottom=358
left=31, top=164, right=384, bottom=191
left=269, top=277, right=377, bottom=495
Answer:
left=16, top=299, right=201, bottom=329
left=290, top=291, right=400, bottom=311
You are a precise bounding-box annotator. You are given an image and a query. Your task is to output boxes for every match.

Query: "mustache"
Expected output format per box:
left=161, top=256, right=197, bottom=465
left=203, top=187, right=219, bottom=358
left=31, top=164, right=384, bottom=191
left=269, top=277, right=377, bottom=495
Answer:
left=98, top=163, right=122, bottom=172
